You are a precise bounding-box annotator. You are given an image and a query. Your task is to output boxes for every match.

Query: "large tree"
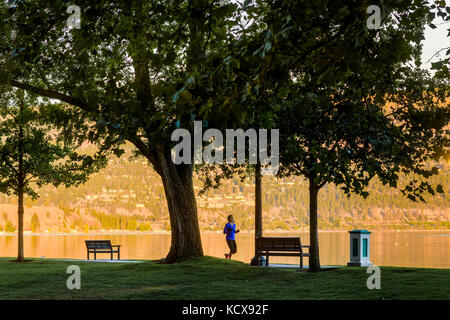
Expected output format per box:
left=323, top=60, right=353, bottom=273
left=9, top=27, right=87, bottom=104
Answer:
left=197, top=0, right=449, bottom=272
left=0, top=88, right=106, bottom=262
left=271, top=1, right=450, bottom=271
left=0, top=0, right=242, bottom=262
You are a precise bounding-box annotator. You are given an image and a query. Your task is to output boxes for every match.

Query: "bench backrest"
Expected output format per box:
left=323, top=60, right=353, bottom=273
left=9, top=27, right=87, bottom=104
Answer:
left=85, top=240, right=112, bottom=250
left=257, top=237, right=302, bottom=252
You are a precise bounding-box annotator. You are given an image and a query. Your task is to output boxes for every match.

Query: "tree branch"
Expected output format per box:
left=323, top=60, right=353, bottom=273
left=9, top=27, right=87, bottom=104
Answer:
left=1, top=74, right=87, bottom=109
left=128, top=135, right=162, bottom=175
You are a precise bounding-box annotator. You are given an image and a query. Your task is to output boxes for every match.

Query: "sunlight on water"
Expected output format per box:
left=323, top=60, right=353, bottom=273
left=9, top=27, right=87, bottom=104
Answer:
left=0, top=231, right=449, bottom=268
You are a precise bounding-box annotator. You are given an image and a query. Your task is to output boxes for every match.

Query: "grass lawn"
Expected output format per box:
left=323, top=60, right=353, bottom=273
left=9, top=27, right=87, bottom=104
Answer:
left=0, top=256, right=448, bottom=300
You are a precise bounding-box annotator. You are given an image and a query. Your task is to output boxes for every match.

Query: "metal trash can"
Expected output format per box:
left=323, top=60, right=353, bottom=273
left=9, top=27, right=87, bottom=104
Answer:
left=347, top=230, right=372, bottom=267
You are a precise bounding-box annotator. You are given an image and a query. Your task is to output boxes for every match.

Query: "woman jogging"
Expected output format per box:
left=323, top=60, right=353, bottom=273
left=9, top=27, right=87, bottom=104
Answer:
left=224, top=215, right=239, bottom=260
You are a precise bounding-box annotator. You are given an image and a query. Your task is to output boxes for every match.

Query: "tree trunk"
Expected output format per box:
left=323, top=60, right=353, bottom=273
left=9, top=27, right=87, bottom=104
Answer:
left=308, top=176, right=320, bottom=272
left=17, top=185, right=24, bottom=262
left=155, top=143, right=203, bottom=263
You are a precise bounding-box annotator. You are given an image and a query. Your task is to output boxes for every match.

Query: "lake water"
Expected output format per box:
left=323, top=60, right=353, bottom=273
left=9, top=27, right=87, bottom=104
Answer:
left=0, top=231, right=449, bottom=268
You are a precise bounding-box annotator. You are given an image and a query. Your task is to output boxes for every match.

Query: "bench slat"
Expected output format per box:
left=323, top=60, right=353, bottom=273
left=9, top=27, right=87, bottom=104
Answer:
left=258, top=237, right=303, bottom=251
left=85, top=240, right=112, bottom=249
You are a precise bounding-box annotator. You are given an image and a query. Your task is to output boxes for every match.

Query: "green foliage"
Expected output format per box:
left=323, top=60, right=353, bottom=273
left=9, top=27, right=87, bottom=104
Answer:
left=138, top=222, right=152, bottom=232
left=0, top=0, right=242, bottom=161
left=126, top=220, right=138, bottom=231
left=88, top=209, right=143, bottom=231
left=268, top=1, right=450, bottom=201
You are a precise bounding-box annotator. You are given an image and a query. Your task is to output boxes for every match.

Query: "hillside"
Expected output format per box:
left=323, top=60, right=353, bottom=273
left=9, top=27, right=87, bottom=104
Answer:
left=0, top=145, right=448, bottom=233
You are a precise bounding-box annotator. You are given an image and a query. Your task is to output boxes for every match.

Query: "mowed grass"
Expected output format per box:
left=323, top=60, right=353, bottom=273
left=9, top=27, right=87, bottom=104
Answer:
left=0, top=256, right=448, bottom=300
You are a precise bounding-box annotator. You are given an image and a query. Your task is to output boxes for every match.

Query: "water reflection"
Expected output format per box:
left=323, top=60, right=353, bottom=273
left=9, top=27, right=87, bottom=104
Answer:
left=0, top=231, right=448, bottom=268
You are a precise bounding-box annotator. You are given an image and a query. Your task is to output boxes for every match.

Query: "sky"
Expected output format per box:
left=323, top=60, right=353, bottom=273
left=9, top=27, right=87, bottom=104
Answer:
left=421, top=0, right=450, bottom=70
left=422, top=16, right=449, bottom=70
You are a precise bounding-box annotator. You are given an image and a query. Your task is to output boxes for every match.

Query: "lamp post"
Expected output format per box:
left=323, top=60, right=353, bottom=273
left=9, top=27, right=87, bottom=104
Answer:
left=250, top=162, right=263, bottom=266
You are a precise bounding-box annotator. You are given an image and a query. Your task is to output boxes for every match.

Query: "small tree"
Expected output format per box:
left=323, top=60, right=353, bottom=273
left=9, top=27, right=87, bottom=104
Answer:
left=30, top=213, right=40, bottom=233
left=0, top=88, right=105, bottom=262
left=5, top=221, right=15, bottom=232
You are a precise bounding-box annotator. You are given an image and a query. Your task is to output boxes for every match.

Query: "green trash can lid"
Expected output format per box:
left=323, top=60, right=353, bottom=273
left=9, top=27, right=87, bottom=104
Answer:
left=348, top=229, right=371, bottom=234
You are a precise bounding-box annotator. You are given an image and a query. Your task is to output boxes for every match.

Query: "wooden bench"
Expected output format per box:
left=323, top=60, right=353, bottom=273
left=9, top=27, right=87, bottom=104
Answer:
left=85, top=240, right=121, bottom=260
left=256, top=237, right=310, bottom=268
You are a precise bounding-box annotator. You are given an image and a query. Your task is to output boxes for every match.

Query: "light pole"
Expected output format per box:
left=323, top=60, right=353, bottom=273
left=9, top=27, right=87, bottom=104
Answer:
left=250, top=162, right=263, bottom=266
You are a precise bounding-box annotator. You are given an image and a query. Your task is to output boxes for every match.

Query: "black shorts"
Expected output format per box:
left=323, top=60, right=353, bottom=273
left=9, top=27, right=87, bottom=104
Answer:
left=226, top=239, right=237, bottom=254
